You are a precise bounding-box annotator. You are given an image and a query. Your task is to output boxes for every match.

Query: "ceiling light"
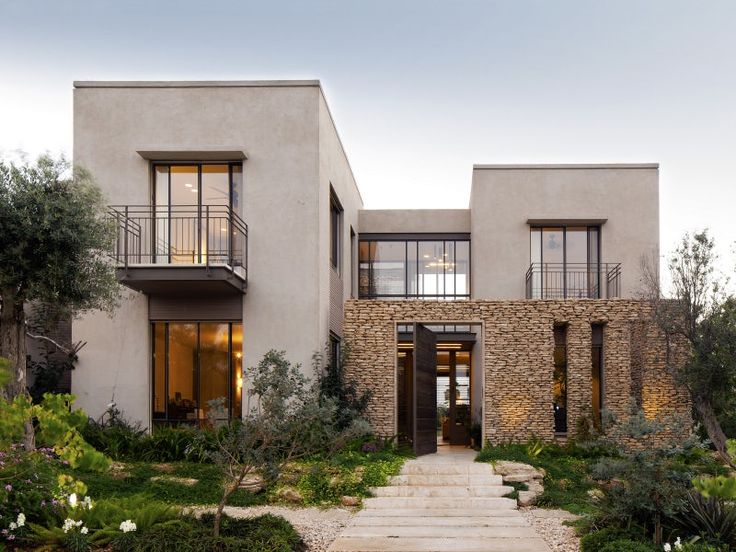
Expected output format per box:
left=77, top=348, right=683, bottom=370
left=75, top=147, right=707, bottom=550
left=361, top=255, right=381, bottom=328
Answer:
left=423, top=254, right=430, bottom=258
left=191, top=189, right=198, bottom=193
left=185, top=183, right=192, bottom=188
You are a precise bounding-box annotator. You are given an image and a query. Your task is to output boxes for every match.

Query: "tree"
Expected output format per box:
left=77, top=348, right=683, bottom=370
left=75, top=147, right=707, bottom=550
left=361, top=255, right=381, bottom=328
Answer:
left=641, top=231, right=736, bottom=465
left=205, top=350, right=369, bottom=537
left=0, top=155, right=118, bottom=403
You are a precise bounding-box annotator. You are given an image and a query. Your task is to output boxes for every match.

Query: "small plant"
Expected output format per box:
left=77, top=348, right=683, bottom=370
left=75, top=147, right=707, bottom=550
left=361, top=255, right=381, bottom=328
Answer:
left=692, top=476, right=736, bottom=499
left=676, top=491, right=736, bottom=549
left=598, top=539, right=655, bottom=552
left=525, top=435, right=545, bottom=458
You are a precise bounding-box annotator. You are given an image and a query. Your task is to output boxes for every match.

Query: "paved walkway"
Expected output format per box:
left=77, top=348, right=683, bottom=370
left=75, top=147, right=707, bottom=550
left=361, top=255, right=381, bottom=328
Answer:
left=328, top=446, right=552, bottom=552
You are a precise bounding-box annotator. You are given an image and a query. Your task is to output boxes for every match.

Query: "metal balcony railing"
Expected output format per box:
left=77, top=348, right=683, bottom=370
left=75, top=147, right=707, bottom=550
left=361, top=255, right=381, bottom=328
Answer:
left=109, top=205, right=248, bottom=279
left=525, top=262, right=621, bottom=299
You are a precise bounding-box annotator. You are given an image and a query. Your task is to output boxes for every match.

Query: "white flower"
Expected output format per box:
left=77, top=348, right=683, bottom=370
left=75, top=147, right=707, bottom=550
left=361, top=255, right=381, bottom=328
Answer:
left=8, top=522, right=17, bottom=530
left=83, top=496, right=93, bottom=510
left=80, top=526, right=88, bottom=535
left=119, top=519, right=137, bottom=533
left=674, top=537, right=682, bottom=550
left=663, top=544, right=671, bottom=552
left=68, top=493, right=78, bottom=508
left=16, top=513, right=25, bottom=527
left=62, top=518, right=83, bottom=533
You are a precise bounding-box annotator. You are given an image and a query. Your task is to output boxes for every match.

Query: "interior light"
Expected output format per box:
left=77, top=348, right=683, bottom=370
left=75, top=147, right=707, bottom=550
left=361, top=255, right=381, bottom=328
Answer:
left=236, top=373, right=243, bottom=389
left=236, top=352, right=242, bottom=359
left=185, top=183, right=192, bottom=188
left=423, top=254, right=430, bottom=258
left=191, top=189, right=198, bottom=193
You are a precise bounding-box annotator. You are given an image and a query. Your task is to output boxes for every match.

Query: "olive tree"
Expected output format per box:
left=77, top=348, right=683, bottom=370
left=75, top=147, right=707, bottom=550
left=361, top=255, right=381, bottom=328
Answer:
left=0, top=155, right=118, bottom=404
left=641, top=231, right=736, bottom=465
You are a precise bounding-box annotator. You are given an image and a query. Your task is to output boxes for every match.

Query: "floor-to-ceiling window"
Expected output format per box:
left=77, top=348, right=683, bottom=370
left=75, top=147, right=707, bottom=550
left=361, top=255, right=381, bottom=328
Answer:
left=529, top=226, right=600, bottom=298
left=152, top=321, right=243, bottom=425
left=591, top=324, right=604, bottom=428
left=553, top=324, right=568, bottom=433
left=359, top=236, right=470, bottom=299
left=152, top=162, right=243, bottom=265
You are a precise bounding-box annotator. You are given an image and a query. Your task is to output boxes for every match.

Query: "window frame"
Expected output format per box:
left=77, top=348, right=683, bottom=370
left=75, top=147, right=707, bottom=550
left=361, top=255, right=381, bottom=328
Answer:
left=358, top=234, right=471, bottom=300
left=151, top=320, right=242, bottom=426
left=330, top=188, right=343, bottom=272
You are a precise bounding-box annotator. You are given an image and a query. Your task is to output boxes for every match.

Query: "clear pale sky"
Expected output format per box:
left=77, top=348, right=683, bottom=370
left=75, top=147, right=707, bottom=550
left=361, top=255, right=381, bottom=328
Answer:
left=1, top=0, right=734, bottom=278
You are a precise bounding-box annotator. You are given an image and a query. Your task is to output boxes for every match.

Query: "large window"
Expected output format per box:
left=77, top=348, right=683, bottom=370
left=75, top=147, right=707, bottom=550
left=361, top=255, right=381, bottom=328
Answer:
left=591, top=324, right=604, bottom=428
left=529, top=226, right=600, bottom=299
left=152, top=321, right=243, bottom=425
left=359, top=237, right=470, bottom=299
left=152, top=162, right=243, bottom=264
left=330, top=190, right=342, bottom=271
left=553, top=324, right=568, bottom=433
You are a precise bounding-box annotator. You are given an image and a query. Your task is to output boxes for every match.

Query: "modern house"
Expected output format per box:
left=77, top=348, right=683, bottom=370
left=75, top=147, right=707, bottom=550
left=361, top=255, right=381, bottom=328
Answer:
left=71, top=80, right=688, bottom=455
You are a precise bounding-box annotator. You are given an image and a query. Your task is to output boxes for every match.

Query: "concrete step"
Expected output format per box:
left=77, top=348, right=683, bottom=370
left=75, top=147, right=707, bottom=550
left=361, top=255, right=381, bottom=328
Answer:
left=357, top=508, right=524, bottom=518
left=341, top=525, right=538, bottom=538
left=370, top=485, right=514, bottom=498
left=400, top=463, right=494, bottom=476
left=352, top=516, right=530, bottom=527
left=390, top=474, right=504, bottom=486
left=363, top=496, right=517, bottom=510
left=328, top=536, right=551, bottom=552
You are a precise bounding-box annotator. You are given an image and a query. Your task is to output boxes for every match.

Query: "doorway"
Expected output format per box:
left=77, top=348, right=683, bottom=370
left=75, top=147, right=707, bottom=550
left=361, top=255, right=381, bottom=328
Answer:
left=397, top=323, right=476, bottom=455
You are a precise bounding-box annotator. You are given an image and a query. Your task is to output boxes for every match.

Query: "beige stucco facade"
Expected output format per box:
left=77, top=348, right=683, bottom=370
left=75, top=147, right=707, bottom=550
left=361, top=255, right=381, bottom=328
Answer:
left=72, top=81, right=362, bottom=426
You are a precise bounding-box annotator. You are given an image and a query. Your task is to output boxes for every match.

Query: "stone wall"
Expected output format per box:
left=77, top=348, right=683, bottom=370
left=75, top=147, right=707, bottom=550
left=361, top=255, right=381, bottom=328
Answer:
left=342, top=299, right=690, bottom=444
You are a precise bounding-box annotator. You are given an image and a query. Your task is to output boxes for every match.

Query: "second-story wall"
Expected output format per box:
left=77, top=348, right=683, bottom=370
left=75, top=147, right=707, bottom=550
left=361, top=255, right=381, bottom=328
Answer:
left=470, top=164, right=659, bottom=299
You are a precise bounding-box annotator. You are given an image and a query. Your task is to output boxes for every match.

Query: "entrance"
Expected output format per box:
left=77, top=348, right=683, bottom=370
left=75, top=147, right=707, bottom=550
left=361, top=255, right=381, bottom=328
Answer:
left=397, top=324, right=476, bottom=455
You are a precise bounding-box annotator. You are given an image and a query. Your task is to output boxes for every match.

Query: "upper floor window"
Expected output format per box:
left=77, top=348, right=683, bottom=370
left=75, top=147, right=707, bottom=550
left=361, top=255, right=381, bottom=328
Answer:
left=528, top=226, right=601, bottom=299
left=330, top=190, right=342, bottom=271
left=154, top=162, right=242, bottom=214
left=359, top=236, right=470, bottom=300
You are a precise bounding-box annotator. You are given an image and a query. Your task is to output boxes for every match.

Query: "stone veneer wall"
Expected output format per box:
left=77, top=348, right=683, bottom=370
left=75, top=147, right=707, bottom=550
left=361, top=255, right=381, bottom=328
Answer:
left=342, top=299, right=690, bottom=444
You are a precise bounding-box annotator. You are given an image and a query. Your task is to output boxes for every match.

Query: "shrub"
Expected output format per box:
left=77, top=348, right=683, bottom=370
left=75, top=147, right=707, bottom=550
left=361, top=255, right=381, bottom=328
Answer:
left=81, top=405, right=147, bottom=461
left=598, top=539, right=654, bottom=552
left=581, top=527, right=645, bottom=552
left=116, top=513, right=303, bottom=552
left=676, top=491, right=736, bottom=548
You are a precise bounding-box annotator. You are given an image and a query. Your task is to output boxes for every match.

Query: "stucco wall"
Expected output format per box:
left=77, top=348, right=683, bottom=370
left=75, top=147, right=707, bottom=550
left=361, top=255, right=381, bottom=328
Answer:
left=72, top=81, right=349, bottom=425
left=342, top=299, right=688, bottom=444
left=469, top=165, right=659, bottom=300
left=359, top=209, right=471, bottom=234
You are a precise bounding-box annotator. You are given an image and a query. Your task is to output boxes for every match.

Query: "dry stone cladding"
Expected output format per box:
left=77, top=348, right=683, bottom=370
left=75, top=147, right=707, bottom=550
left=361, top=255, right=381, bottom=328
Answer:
left=342, top=299, right=690, bottom=444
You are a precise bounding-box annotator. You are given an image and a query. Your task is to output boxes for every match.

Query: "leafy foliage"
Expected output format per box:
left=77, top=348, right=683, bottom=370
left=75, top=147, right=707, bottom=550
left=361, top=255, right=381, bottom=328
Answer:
left=581, top=527, right=647, bottom=552
left=676, top=491, right=736, bottom=549
left=313, top=344, right=371, bottom=431
left=598, top=539, right=655, bottom=552
left=692, top=475, right=736, bottom=499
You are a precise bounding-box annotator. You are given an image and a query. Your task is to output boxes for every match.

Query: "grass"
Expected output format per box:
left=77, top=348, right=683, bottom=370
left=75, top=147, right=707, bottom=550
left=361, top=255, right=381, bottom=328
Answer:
left=71, top=462, right=267, bottom=507
left=476, top=442, right=602, bottom=515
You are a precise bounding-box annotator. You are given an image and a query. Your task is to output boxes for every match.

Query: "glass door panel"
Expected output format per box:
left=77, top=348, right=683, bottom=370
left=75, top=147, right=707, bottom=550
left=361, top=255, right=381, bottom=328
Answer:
left=231, top=324, right=243, bottom=418
left=542, top=228, right=564, bottom=298
left=199, top=323, right=230, bottom=422
left=153, top=323, right=166, bottom=420
left=565, top=227, right=587, bottom=298
left=201, top=165, right=230, bottom=264
left=154, top=166, right=170, bottom=263
left=167, top=323, right=198, bottom=421
left=169, top=166, right=199, bottom=263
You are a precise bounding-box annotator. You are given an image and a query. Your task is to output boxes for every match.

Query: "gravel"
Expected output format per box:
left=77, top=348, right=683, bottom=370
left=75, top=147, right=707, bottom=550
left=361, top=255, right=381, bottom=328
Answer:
left=520, top=507, right=581, bottom=552
left=221, top=505, right=355, bottom=552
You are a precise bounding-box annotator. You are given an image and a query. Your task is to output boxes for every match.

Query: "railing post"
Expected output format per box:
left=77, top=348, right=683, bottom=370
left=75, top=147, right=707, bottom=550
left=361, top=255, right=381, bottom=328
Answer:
left=124, top=205, right=129, bottom=270
left=205, top=205, right=210, bottom=269
left=228, top=206, right=234, bottom=269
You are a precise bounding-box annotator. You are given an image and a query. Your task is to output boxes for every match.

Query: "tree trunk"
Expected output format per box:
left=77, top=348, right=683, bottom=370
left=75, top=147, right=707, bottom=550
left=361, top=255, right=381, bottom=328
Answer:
left=694, top=394, right=734, bottom=467
left=0, top=289, right=34, bottom=450
left=213, top=469, right=248, bottom=538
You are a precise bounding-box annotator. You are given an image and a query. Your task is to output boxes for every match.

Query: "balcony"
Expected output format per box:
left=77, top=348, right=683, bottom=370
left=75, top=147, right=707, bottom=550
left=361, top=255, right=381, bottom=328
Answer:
left=525, top=262, right=621, bottom=299
left=109, top=205, right=248, bottom=295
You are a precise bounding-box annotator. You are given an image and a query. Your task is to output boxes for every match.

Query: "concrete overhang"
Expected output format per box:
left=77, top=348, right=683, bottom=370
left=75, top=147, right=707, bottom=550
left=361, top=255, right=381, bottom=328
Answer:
left=526, top=218, right=608, bottom=225
left=136, top=146, right=248, bottom=161
left=116, top=265, right=247, bottom=295
left=473, top=163, right=659, bottom=170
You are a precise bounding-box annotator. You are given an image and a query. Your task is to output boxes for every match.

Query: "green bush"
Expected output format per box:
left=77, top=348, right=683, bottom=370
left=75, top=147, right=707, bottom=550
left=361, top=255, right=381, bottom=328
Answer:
left=581, top=527, right=644, bottom=552
left=598, top=539, right=654, bottom=552
left=677, top=491, right=736, bottom=548
left=116, top=513, right=304, bottom=552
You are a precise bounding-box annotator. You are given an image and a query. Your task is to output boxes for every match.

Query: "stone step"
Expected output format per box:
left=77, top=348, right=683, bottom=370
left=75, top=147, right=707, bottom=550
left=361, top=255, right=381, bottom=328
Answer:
left=363, top=496, right=517, bottom=510
left=357, top=508, right=524, bottom=518
left=390, top=474, right=504, bottom=486
left=370, top=485, right=514, bottom=498
left=352, top=516, right=530, bottom=527
left=341, top=525, right=539, bottom=539
left=400, top=463, right=494, bottom=476
left=328, top=536, right=551, bottom=552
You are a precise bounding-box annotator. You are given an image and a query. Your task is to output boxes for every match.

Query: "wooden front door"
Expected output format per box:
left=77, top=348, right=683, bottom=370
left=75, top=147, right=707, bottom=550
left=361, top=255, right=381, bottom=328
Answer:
left=413, top=324, right=437, bottom=456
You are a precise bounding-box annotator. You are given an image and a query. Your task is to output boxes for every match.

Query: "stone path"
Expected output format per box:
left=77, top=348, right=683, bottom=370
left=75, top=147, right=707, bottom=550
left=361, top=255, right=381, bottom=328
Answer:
left=328, top=447, right=552, bottom=552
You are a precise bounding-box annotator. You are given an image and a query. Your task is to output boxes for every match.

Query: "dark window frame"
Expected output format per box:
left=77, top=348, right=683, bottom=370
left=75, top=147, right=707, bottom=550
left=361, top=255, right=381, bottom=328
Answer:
left=151, top=320, right=242, bottom=426
left=358, top=234, right=471, bottom=300
left=330, top=188, right=343, bottom=272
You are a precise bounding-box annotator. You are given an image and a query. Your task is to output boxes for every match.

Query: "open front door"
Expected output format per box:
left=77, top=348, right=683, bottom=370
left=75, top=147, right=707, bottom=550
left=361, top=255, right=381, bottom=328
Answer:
left=413, top=324, right=437, bottom=455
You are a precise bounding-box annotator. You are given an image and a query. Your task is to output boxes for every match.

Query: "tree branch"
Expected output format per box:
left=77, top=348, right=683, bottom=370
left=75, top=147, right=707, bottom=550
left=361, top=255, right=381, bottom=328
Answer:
left=25, top=328, right=86, bottom=359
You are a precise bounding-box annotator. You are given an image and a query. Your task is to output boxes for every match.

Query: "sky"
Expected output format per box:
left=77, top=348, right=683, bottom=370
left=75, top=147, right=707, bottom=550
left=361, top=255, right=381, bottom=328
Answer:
left=1, top=0, right=735, bottom=280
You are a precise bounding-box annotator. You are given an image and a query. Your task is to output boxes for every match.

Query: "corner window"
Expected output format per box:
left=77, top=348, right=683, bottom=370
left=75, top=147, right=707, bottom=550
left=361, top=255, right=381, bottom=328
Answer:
left=330, top=190, right=342, bottom=271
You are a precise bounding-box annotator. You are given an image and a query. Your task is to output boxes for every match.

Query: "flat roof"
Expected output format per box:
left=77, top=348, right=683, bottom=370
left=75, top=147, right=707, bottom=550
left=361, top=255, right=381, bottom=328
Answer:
left=73, top=80, right=321, bottom=88
left=473, top=163, right=659, bottom=170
